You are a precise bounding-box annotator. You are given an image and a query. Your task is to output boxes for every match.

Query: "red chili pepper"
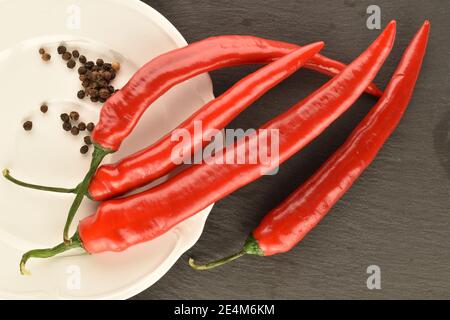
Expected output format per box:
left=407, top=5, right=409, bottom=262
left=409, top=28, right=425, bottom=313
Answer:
left=93, top=36, right=383, bottom=152
left=3, top=36, right=382, bottom=242
left=88, top=35, right=382, bottom=200
left=19, top=22, right=395, bottom=274
left=88, top=43, right=325, bottom=200
left=189, top=21, right=430, bottom=270
left=4, top=41, right=324, bottom=232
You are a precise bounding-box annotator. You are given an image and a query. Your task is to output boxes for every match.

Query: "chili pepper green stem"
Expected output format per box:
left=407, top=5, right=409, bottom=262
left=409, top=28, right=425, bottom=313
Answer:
left=63, top=145, right=111, bottom=244
left=189, top=235, right=264, bottom=270
left=20, top=232, right=84, bottom=275
left=2, top=169, right=76, bottom=194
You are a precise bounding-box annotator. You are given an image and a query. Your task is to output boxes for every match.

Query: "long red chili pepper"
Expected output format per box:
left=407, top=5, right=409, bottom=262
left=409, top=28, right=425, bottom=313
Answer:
left=93, top=36, right=383, bottom=151
left=3, top=36, right=382, bottom=242
left=189, top=21, right=430, bottom=270
left=87, top=42, right=324, bottom=200
left=88, top=34, right=383, bottom=200
left=19, top=22, right=395, bottom=274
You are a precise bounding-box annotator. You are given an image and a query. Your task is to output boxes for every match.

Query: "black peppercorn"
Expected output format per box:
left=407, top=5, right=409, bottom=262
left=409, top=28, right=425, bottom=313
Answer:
left=80, top=145, right=89, bottom=154
left=70, top=111, right=79, bottom=121
left=71, top=126, right=79, bottom=136
left=99, top=97, right=107, bottom=103
left=62, top=52, right=72, bottom=61
left=86, top=122, right=95, bottom=132
left=84, top=136, right=92, bottom=145
left=90, top=96, right=99, bottom=103
left=63, top=121, right=72, bottom=131
left=99, top=88, right=110, bottom=99
left=85, top=61, right=94, bottom=69
left=107, top=85, right=115, bottom=93
left=72, top=50, right=80, bottom=58
left=90, top=71, right=99, bottom=81
left=102, top=71, right=112, bottom=81
left=77, top=90, right=85, bottom=99
left=57, top=45, right=67, bottom=54
left=39, top=48, right=45, bottom=55
left=82, top=79, right=90, bottom=88
left=96, top=59, right=104, bottom=67
left=42, top=53, right=51, bottom=61
left=78, top=122, right=86, bottom=131
left=97, top=79, right=107, bottom=88
left=78, top=66, right=87, bottom=75
left=40, top=104, right=48, bottom=113
left=79, top=55, right=87, bottom=64
left=60, top=113, right=70, bottom=122
left=23, top=121, right=33, bottom=131
left=67, top=59, right=76, bottom=69
left=90, top=89, right=99, bottom=98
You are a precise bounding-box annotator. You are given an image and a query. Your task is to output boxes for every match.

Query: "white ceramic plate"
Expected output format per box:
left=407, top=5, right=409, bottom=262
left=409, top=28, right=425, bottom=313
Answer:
left=0, top=0, right=214, bottom=299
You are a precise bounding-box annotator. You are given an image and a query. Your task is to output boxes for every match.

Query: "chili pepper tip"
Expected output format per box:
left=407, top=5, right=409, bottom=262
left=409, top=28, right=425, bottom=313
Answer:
left=2, top=168, right=9, bottom=177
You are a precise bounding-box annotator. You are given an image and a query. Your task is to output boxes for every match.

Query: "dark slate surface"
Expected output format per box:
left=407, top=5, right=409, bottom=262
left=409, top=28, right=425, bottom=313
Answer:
left=133, top=0, right=450, bottom=299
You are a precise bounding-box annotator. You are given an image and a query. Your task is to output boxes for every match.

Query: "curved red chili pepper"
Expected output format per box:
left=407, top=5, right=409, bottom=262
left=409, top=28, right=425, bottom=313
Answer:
left=93, top=36, right=383, bottom=152
left=19, top=21, right=396, bottom=273
left=79, top=21, right=395, bottom=253
left=88, top=42, right=325, bottom=200
left=189, top=21, right=430, bottom=270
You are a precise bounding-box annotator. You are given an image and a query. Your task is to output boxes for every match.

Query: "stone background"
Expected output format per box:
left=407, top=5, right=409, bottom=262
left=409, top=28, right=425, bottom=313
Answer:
left=133, top=0, right=450, bottom=299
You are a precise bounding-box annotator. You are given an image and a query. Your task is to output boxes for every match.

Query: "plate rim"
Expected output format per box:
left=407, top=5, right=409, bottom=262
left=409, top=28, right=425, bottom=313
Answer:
left=0, top=0, right=215, bottom=300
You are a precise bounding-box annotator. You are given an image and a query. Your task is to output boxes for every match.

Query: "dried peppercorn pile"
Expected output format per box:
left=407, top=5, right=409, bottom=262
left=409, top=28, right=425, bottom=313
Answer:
left=28, top=44, right=121, bottom=156
left=77, top=59, right=119, bottom=103
left=56, top=45, right=120, bottom=103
